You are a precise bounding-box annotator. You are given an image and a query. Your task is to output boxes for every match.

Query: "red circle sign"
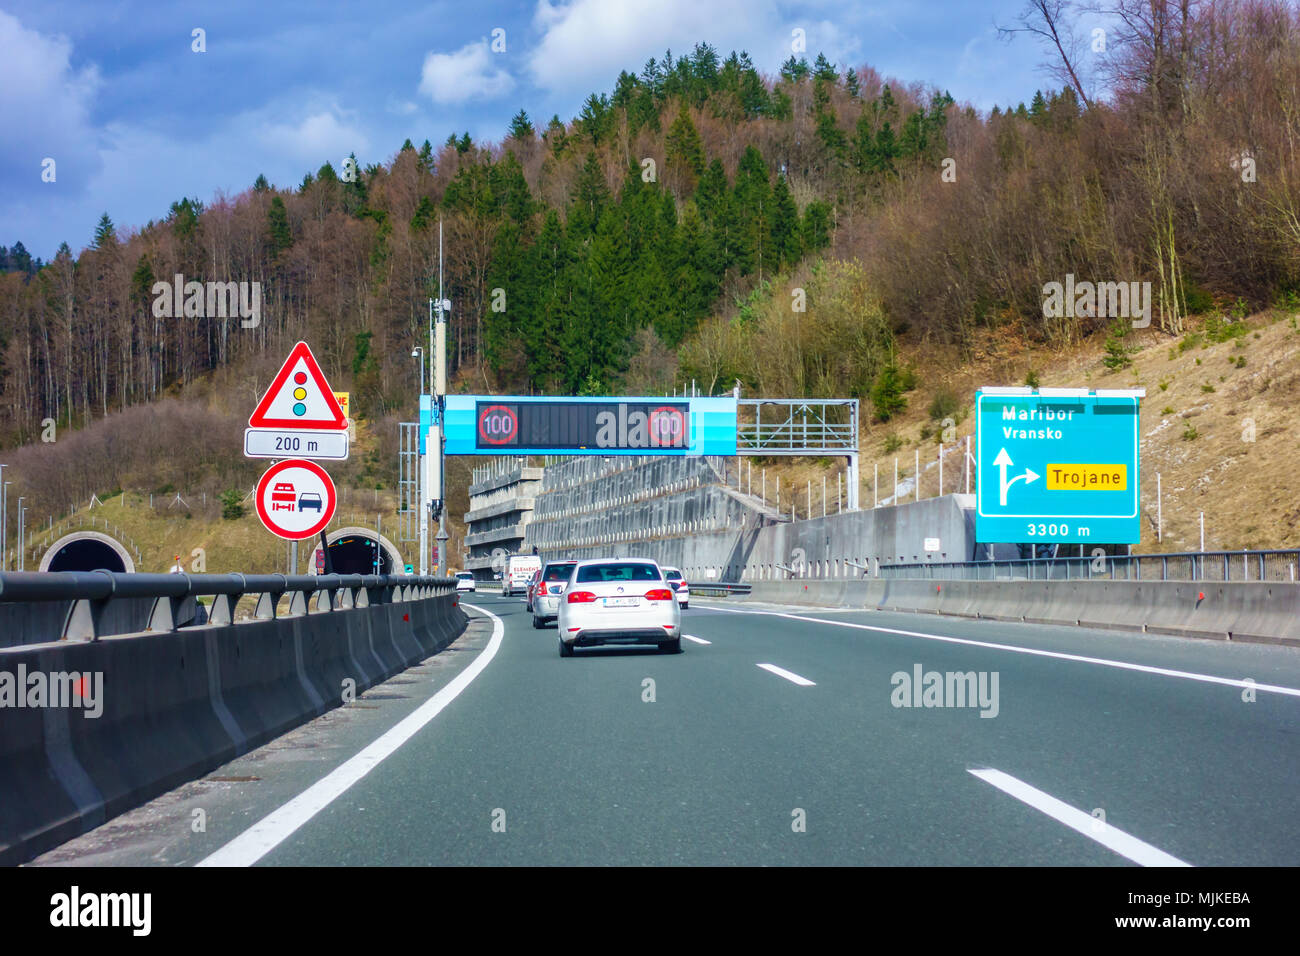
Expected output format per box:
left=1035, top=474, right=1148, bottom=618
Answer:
left=649, top=406, right=686, bottom=447
left=478, top=403, right=518, bottom=445
left=255, top=459, right=337, bottom=540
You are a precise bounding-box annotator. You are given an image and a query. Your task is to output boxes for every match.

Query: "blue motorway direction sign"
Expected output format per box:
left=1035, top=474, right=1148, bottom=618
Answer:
left=975, top=388, right=1143, bottom=544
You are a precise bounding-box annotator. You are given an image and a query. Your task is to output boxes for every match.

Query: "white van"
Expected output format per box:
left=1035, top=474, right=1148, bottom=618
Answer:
left=502, top=555, right=542, bottom=597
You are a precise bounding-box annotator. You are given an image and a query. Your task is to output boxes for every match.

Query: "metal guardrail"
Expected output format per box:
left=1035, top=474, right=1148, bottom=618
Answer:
left=877, top=550, right=1300, bottom=583
left=0, top=571, right=455, bottom=642
left=686, top=581, right=753, bottom=596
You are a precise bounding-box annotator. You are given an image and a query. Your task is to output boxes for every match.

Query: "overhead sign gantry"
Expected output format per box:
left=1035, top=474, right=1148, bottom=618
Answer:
left=441, top=395, right=739, bottom=456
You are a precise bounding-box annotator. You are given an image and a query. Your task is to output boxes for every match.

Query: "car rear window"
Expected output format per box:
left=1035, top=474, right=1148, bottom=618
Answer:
left=543, top=563, right=577, bottom=581
left=662, top=568, right=683, bottom=579
left=575, top=563, right=661, bottom=583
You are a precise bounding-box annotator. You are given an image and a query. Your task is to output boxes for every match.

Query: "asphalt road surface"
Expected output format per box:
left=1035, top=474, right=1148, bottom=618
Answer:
left=31, top=593, right=1300, bottom=866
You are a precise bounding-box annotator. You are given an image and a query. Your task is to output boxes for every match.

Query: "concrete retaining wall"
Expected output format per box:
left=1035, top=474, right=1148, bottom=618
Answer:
left=739, top=578, right=1300, bottom=644
left=526, top=454, right=980, bottom=580
left=0, top=591, right=467, bottom=865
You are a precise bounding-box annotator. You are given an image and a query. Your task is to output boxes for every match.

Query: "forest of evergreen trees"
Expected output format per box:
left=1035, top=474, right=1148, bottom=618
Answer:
left=2, top=1, right=1299, bottom=452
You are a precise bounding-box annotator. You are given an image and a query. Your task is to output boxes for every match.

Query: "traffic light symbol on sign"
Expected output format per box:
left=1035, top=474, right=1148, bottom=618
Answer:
left=249, top=341, right=347, bottom=430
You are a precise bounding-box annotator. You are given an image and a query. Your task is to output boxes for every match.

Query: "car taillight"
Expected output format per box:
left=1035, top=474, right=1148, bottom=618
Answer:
left=567, top=590, right=597, bottom=603
left=644, top=589, right=674, bottom=601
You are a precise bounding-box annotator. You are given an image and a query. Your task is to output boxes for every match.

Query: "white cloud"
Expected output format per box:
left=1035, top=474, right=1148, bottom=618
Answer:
left=0, top=10, right=102, bottom=199
left=530, top=0, right=813, bottom=95
left=418, top=40, right=515, bottom=105
left=255, top=105, right=371, bottom=165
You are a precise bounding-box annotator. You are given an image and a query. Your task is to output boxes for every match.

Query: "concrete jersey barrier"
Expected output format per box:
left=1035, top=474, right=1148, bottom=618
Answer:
left=0, top=590, right=467, bottom=866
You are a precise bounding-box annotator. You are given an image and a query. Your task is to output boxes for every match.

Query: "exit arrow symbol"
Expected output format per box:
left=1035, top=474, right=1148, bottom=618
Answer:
left=994, top=447, right=1039, bottom=506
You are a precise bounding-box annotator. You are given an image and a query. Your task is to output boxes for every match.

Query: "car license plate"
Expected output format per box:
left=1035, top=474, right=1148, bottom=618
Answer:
left=603, top=597, right=637, bottom=607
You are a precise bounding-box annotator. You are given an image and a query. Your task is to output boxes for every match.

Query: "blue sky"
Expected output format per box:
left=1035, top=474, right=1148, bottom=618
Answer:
left=1, top=1, right=1074, bottom=260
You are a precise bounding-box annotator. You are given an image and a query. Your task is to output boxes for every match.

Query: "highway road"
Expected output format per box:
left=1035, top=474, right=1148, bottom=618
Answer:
left=30, top=593, right=1300, bottom=866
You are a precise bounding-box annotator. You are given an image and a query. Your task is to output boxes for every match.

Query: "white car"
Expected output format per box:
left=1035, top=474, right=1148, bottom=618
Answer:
left=661, top=567, right=689, bottom=609
left=532, top=560, right=578, bottom=628
left=455, top=572, right=475, bottom=592
left=555, top=558, right=682, bottom=657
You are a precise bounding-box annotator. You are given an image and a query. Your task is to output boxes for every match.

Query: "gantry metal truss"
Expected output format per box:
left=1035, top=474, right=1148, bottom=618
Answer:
left=398, top=422, right=419, bottom=543
left=736, top=399, right=860, bottom=509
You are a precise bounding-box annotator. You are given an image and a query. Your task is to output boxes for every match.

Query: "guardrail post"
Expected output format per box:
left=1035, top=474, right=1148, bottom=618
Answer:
left=147, top=594, right=186, bottom=632
left=64, top=597, right=108, bottom=641
left=209, top=593, right=234, bottom=625
left=254, top=592, right=277, bottom=620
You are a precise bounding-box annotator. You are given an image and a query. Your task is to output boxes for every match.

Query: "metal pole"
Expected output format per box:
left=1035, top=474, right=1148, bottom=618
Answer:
left=938, top=446, right=943, bottom=496
left=435, top=229, right=449, bottom=577
left=1199, top=511, right=1205, bottom=552
left=290, top=539, right=297, bottom=575
left=915, top=449, right=920, bottom=502
left=762, top=469, right=766, bottom=504
left=17, top=497, right=24, bottom=571
left=822, top=475, right=826, bottom=517
left=0, top=471, right=7, bottom=571
left=838, top=472, right=842, bottom=514
left=894, top=458, right=898, bottom=503
left=874, top=462, right=878, bottom=508
left=1156, top=472, right=1162, bottom=544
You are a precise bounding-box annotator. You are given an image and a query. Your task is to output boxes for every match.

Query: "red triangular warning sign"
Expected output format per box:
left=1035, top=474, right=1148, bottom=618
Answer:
left=249, top=341, right=347, bottom=430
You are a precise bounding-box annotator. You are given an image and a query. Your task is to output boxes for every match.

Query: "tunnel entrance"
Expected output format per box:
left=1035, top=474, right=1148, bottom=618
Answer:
left=39, top=531, right=135, bottom=573
left=325, top=534, right=395, bottom=575
left=47, top=539, right=127, bottom=573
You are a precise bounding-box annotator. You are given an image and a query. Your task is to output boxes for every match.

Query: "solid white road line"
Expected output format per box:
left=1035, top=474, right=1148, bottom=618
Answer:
left=197, top=604, right=504, bottom=867
left=970, top=768, right=1192, bottom=867
left=682, top=634, right=711, bottom=645
left=704, top=604, right=1300, bottom=699
left=756, top=663, right=816, bottom=686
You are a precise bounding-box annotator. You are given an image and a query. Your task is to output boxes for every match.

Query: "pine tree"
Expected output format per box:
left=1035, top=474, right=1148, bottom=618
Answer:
left=508, top=109, right=534, bottom=140
left=770, top=175, right=801, bottom=267
left=400, top=138, right=415, bottom=152
left=802, top=200, right=832, bottom=250
left=267, top=196, right=292, bottom=255
left=1029, top=90, right=1048, bottom=123
left=418, top=140, right=435, bottom=173
left=780, top=56, right=809, bottom=83
left=130, top=255, right=155, bottom=310
left=813, top=53, right=838, bottom=84
left=569, top=152, right=610, bottom=238
left=410, top=195, right=436, bottom=232
left=544, top=115, right=568, bottom=152
left=93, top=213, right=116, bottom=249
left=665, top=103, right=705, bottom=193
left=253, top=173, right=270, bottom=193
left=844, top=67, right=861, bottom=98
left=732, top=146, right=772, bottom=277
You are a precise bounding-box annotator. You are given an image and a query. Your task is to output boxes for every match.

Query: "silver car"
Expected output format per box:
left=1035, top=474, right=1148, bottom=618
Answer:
left=532, top=560, right=578, bottom=628
left=555, top=558, right=682, bottom=657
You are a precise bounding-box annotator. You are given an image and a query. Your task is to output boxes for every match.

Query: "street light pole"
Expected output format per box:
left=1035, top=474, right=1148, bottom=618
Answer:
left=433, top=220, right=450, bottom=577
left=413, top=347, right=427, bottom=576
left=16, top=496, right=24, bottom=572
left=0, top=466, right=7, bottom=571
